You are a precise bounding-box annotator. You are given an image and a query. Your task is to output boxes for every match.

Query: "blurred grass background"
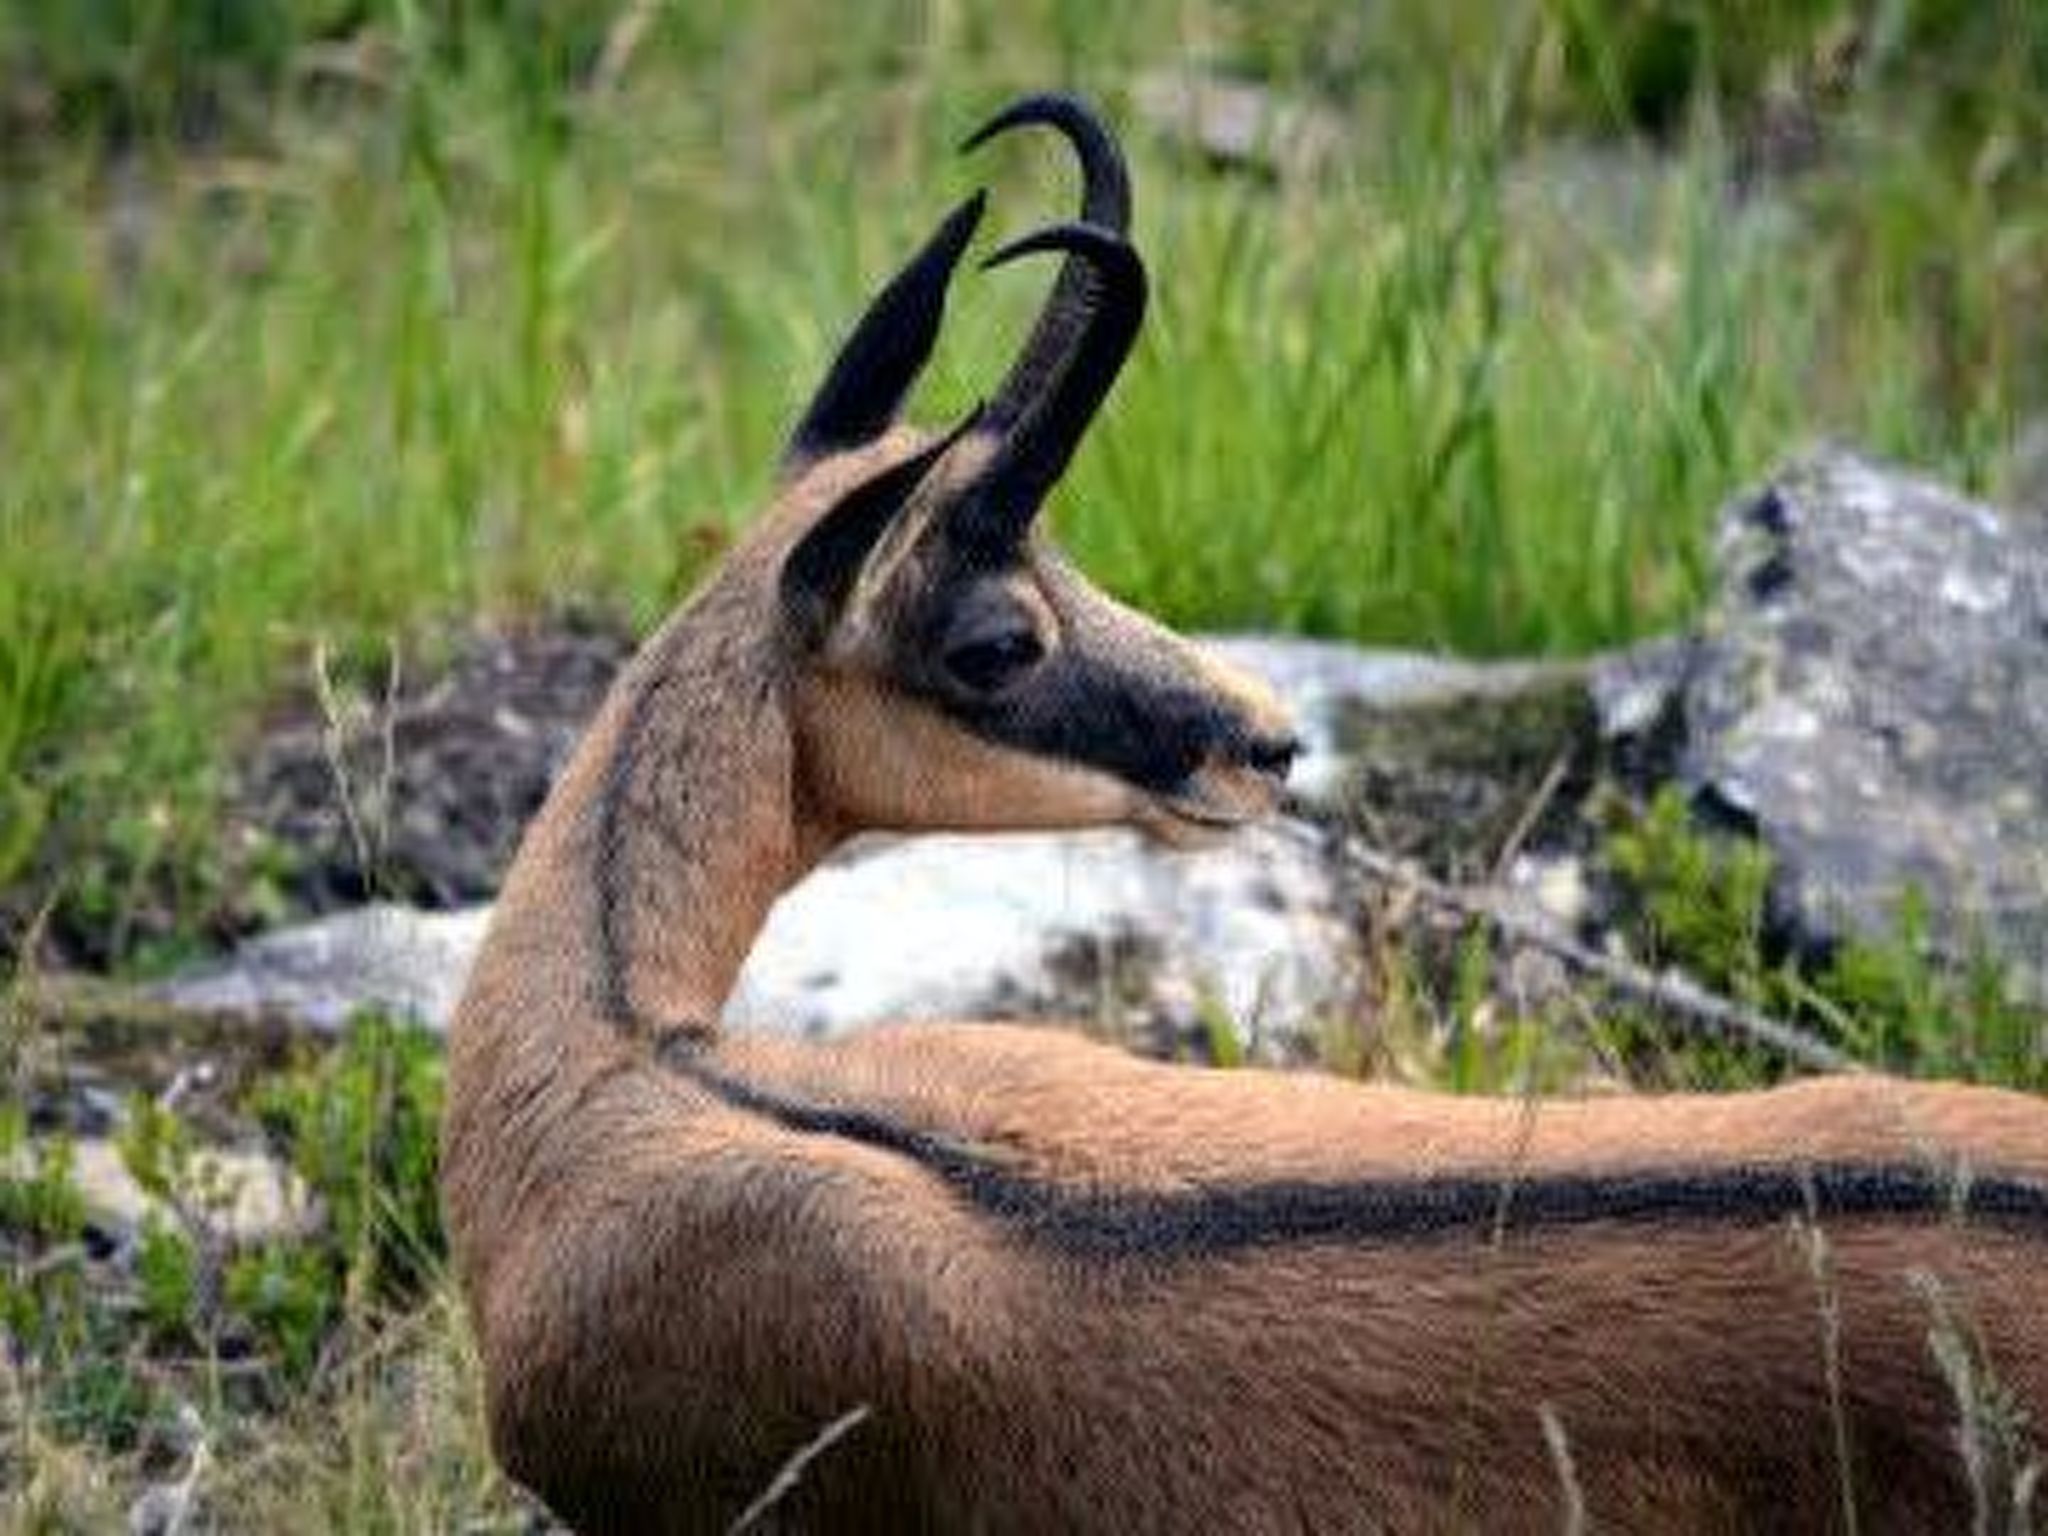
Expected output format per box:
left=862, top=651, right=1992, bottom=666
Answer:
left=3, top=9, right=2047, bottom=1524
left=2, top=0, right=2045, bottom=966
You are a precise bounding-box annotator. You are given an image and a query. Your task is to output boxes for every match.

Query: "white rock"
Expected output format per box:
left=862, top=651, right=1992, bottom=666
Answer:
left=158, top=823, right=1353, bottom=1059
left=725, top=822, right=1351, bottom=1052
left=67, top=1139, right=306, bottom=1243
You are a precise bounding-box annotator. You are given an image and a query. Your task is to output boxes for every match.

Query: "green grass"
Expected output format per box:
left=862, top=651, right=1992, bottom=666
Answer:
left=2, top=2, right=2046, bottom=960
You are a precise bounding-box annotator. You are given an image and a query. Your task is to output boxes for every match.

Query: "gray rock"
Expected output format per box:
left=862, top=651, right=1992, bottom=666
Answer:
left=1131, top=68, right=1344, bottom=182
left=1682, top=448, right=2048, bottom=998
left=1589, top=634, right=1700, bottom=789
left=726, top=822, right=1354, bottom=1059
left=159, top=903, right=488, bottom=1033
left=67, top=1139, right=305, bottom=1245
left=157, top=825, right=1355, bottom=1062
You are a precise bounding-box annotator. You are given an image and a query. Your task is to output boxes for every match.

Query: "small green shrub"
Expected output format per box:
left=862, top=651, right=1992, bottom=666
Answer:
left=133, top=1213, right=198, bottom=1340
left=1335, top=920, right=1610, bottom=1095
left=0, top=1104, right=87, bottom=1247
left=37, top=1316, right=163, bottom=1454
left=250, top=1010, right=446, bottom=1300
left=1814, top=899, right=2046, bottom=1089
left=1605, top=784, right=1779, bottom=1007
left=0, top=1103, right=159, bottom=1455
left=117, top=1088, right=194, bottom=1202
left=3, top=1008, right=457, bottom=1487
left=227, top=1239, right=336, bottom=1380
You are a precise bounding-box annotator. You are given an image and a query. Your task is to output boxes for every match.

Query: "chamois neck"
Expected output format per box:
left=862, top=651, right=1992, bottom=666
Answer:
left=597, top=575, right=813, bottom=1032
left=494, top=563, right=823, bottom=1039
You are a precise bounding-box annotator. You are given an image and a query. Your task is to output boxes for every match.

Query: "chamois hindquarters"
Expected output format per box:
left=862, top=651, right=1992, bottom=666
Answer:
left=658, top=1030, right=2048, bottom=1531
left=483, top=1048, right=2048, bottom=1534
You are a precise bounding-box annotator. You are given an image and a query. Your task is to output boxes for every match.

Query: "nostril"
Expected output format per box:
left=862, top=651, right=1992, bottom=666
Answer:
left=1244, top=733, right=1302, bottom=779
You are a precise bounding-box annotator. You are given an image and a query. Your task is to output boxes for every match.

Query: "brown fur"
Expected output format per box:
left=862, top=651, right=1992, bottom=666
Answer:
left=444, top=170, right=2048, bottom=1529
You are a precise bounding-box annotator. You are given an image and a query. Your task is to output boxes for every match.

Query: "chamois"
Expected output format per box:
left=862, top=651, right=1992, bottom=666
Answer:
left=443, top=94, right=2048, bottom=1534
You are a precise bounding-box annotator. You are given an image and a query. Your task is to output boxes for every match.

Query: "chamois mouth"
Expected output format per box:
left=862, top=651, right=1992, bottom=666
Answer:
left=1139, top=731, right=1299, bottom=844
left=1135, top=802, right=1244, bottom=852
left=1137, top=775, right=1277, bottom=848
left=1155, top=798, right=1253, bottom=831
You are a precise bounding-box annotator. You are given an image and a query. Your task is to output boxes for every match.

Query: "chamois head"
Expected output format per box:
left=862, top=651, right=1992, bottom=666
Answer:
left=767, top=94, right=1298, bottom=849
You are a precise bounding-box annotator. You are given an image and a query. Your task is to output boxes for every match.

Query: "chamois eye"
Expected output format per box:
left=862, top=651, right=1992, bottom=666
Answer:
left=943, top=629, right=1045, bottom=694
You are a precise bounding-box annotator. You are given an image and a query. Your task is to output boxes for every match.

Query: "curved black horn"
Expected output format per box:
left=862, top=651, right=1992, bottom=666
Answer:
left=962, top=94, right=1132, bottom=434
left=960, top=92, right=1131, bottom=230
left=954, top=222, right=1147, bottom=550
left=783, top=190, right=987, bottom=471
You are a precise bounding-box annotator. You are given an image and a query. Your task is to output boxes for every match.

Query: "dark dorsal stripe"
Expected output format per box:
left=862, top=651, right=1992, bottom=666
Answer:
left=656, top=1040, right=2048, bottom=1261
left=593, top=666, right=677, bottom=1033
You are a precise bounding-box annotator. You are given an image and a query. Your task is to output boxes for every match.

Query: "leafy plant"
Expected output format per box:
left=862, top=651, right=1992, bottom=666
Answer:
left=1605, top=785, right=1779, bottom=1007
left=0, top=1102, right=87, bottom=1246
left=133, top=1213, right=198, bottom=1340
left=1813, top=903, right=2046, bottom=1089
left=250, top=1010, right=446, bottom=1302
left=117, top=1088, right=195, bottom=1202
left=227, top=1239, right=336, bottom=1380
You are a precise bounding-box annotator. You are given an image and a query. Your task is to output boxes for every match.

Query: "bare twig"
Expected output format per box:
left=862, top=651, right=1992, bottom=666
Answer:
left=1291, top=821, right=1858, bottom=1074
left=591, top=0, right=660, bottom=96
left=312, top=638, right=376, bottom=891
left=1538, top=1402, right=1587, bottom=1536
left=311, top=636, right=403, bottom=904
left=727, top=1405, right=872, bottom=1535
left=1490, top=750, right=1573, bottom=881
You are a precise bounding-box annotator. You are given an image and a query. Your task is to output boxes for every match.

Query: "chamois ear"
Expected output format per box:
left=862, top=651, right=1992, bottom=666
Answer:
left=779, top=415, right=979, bottom=646
left=782, top=192, right=987, bottom=472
